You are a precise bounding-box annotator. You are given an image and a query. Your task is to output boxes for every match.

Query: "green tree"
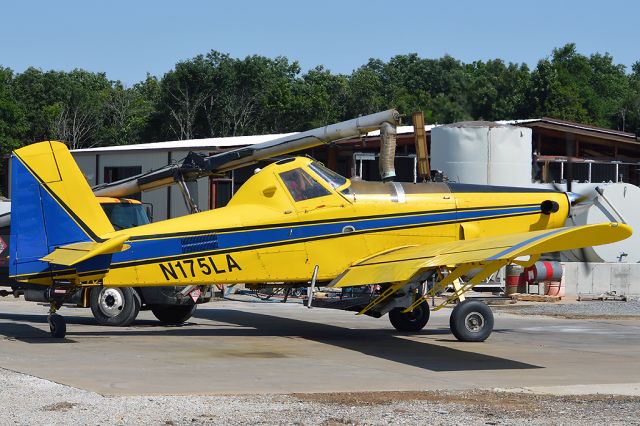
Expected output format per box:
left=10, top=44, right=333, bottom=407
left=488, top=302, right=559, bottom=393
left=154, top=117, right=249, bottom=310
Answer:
left=346, top=60, right=386, bottom=117
left=529, top=43, right=629, bottom=128
left=102, top=79, right=158, bottom=145
left=158, top=55, right=213, bottom=140
left=466, top=60, right=531, bottom=121
left=621, top=61, right=640, bottom=133
left=13, top=68, right=112, bottom=148
left=0, top=67, right=28, bottom=194
left=291, top=66, right=349, bottom=130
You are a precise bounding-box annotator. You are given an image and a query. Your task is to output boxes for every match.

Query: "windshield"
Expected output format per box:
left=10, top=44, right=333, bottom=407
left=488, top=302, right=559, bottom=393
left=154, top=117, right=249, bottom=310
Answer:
left=279, top=168, right=330, bottom=202
left=308, top=162, right=347, bottom=189
left=101, top=203, right=150, bottom=230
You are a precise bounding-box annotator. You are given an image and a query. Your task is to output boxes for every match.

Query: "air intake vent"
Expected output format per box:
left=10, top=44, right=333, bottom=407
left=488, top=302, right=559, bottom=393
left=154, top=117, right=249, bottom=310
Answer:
left=181, top=234, right=218, bottom=254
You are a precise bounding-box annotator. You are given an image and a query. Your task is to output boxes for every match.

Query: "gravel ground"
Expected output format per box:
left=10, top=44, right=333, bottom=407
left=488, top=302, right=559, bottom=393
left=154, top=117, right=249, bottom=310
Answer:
left=1, top=368, right=639, bottom=425
left=493, top=299, right=640, bottom=319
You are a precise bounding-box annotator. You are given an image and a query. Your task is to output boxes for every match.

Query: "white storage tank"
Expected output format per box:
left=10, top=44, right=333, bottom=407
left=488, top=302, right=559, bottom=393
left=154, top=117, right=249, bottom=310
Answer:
left=431, top=121, right=532, bottom=186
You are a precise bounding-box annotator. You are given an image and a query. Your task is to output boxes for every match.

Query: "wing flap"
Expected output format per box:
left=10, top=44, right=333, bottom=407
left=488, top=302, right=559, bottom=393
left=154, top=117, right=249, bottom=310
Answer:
left=41, top=234, right=130, bottom=266
left=330, top=223, right=631, bottom=288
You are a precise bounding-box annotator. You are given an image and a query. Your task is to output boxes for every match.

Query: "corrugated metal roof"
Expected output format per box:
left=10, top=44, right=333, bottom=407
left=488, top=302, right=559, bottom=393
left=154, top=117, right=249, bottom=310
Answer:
left=534, top=117, right=635, bottom=139
left=72, top=133, right=297, bottom=153
left=71, top=126, right=434, bottom=154
left=79, top=119, right=623, bottom=154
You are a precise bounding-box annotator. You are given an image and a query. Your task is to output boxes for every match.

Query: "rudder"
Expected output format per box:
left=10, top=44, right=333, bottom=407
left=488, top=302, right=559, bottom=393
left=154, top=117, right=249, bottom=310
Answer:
left=10, top=141, right=114, bottom=281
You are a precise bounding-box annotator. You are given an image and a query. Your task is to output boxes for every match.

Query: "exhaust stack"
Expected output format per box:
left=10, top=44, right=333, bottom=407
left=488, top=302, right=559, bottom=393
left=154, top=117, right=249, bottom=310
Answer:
left=378, top=121, right=397, bottom=182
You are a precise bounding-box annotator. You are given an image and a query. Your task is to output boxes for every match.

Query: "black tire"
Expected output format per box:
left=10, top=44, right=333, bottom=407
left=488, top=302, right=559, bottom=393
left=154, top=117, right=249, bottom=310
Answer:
left=90, top=286, right=140, bottom=326
left=48, top=314, right=66, bottom=338
left=151, top=304, right=197, bottom=324
left=449, top=300, right=494, bottom=342
left=389, top=300, right=430, bottom=332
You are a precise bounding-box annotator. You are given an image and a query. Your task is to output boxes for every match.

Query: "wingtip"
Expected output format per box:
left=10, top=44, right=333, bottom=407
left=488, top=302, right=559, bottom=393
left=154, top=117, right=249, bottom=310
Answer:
left=610, top=222, right=633, bottom=238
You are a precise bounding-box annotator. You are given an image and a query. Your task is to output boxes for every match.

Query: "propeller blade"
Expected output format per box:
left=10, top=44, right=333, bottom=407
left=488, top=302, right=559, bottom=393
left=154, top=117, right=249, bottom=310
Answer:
left=578, top=247, right=592, bottom=275
left=567, top=192, right=590, bottom=206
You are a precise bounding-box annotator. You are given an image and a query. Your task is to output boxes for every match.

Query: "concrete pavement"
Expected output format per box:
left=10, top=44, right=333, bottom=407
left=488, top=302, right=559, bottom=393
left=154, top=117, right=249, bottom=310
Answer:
left=0, top=297, right=639, bottom=396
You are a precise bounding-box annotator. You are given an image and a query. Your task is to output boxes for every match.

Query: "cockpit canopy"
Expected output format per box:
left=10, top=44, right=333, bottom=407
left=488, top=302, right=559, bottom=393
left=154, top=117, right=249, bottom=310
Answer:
left=278, top=161, right=348, bottom=202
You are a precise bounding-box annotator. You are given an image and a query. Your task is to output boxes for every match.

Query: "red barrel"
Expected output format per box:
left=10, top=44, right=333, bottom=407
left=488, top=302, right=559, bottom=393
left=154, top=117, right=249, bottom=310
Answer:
left=505, top=264, right=524, bottom=295
left=545, top=280, right=565, bottom=297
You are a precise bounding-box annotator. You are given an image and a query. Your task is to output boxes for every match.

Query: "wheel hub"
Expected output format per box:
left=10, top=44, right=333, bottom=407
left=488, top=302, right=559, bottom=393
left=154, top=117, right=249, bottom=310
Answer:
left=464, top=312, right=485, bottom=333
left=405, top=308, right=421, bottom=322
left=98, top=288, right=125, bottom=317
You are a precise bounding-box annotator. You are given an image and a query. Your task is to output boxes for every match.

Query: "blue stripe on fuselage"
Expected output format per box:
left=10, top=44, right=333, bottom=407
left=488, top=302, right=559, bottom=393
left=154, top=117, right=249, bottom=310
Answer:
left=109, top=205, right=540, bottom=266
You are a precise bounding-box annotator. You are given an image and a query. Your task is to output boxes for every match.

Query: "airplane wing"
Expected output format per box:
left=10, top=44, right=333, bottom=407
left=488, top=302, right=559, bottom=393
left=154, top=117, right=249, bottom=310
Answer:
left=329, top=223, right=632, bottom=288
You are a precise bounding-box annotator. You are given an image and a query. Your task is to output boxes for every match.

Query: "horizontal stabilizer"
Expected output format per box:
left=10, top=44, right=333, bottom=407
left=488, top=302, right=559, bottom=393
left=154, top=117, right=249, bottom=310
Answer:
left=40, top=234, right=130, bottom=266
left=330, top=223, right=632, bottom=288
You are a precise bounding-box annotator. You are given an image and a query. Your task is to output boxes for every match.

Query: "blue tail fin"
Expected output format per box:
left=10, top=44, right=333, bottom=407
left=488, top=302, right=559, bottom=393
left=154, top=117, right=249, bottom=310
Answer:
left=10, top=141, right=114, bottom=283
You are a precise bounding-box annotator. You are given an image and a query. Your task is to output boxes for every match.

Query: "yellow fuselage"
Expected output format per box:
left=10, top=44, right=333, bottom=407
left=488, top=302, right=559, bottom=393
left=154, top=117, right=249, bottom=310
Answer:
left=95, top=158, right=568, bottom=287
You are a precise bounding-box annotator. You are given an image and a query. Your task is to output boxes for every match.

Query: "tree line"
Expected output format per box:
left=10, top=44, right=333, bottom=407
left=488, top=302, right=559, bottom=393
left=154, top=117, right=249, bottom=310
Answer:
left=1, top=43, right=639, bottom=159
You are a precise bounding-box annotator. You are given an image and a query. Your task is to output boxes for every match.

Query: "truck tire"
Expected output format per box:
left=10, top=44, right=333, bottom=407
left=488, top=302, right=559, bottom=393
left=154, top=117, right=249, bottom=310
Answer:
left=151, top=304, right=197, bottom=325
left=90, top=286, right=140, bottom=326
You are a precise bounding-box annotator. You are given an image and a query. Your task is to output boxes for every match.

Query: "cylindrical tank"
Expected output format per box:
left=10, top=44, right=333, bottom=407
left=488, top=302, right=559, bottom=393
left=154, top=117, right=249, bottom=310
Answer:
left=531, top=261, right=563, bottom=281
left=505, top=264, right=524, bottom=295
left=431, top=122, right=532, bottom=186
left=545, top=280, right=565, bottom=297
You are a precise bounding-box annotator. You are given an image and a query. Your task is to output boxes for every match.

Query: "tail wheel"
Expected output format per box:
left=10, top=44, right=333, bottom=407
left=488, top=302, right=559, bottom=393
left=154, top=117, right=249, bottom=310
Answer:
left=48, top=314, right=66, bottom=338
left=389, top=300, right=430, bottom=332
left=450, top=300, right=494, bottom=342
left=151, top=304, right=197, bottom=325
left=90, top=286, right=140, bottom=326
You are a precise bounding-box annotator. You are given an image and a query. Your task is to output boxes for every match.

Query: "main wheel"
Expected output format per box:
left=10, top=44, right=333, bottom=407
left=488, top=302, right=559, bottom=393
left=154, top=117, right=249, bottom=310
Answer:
left=48, top=314, right=66, bottom=338
left=90, top=286, right=140, bottom=326
left=389, top=300, right=430, bottom=332
left=449, top=300, right=494, bottom=342
left=151, top=304, right=197, bottom=325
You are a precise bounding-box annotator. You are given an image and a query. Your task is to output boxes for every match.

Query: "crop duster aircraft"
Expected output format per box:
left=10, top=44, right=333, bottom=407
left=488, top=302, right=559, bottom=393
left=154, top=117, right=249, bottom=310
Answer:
left=8, top=110, right=631, bottom=340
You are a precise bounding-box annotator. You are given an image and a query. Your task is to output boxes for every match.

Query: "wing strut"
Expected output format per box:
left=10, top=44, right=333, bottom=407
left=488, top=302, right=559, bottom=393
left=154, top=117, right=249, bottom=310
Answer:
left=356, top=282, right=407, bottom=316
left=402, top=260, right=509, bottom=313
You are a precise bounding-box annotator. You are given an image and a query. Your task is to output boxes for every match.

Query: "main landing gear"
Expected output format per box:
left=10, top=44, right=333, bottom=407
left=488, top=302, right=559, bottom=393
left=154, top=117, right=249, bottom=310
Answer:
left=388, top=299, right=430, bottom=332
left=388, top=299, right=494, bottom=342
left=449, top=300, right=494, bottom=342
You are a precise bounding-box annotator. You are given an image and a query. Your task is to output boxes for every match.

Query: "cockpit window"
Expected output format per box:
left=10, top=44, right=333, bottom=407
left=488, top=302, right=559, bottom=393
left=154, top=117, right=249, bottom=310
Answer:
left=309, top=162, right=347, bottom=189
left=280, top=168, right=331, bottom=202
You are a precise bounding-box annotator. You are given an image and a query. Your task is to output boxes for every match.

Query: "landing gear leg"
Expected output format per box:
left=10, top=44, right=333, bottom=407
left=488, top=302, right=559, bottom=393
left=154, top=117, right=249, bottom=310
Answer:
left=47, top=303, right=66, bottom=339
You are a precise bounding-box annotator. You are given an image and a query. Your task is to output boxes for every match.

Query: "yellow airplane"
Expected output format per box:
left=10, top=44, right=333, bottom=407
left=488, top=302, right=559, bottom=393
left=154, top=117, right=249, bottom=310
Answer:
left=8, top=129, right=632, bottom=341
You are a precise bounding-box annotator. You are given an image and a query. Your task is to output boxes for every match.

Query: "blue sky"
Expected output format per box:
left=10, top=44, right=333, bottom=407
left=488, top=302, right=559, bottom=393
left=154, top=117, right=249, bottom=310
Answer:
left=1, top=0, right=638, bottom=85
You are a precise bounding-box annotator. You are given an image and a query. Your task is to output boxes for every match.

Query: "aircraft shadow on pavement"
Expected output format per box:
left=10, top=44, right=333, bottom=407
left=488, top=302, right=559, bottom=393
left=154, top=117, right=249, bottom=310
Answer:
left=0, top=309, right=540, bottom=372
left=0, top=312, right=98, bottom=343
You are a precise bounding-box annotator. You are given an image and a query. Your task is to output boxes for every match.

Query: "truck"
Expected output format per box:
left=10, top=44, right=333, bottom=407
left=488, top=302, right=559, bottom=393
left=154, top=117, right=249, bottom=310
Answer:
left=0, top=197, right=213, bottom=326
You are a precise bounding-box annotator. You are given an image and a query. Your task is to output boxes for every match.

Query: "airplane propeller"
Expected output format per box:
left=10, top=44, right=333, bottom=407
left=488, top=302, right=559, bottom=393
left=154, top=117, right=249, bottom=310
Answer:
left=550, top=132, right=592, bottom=269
